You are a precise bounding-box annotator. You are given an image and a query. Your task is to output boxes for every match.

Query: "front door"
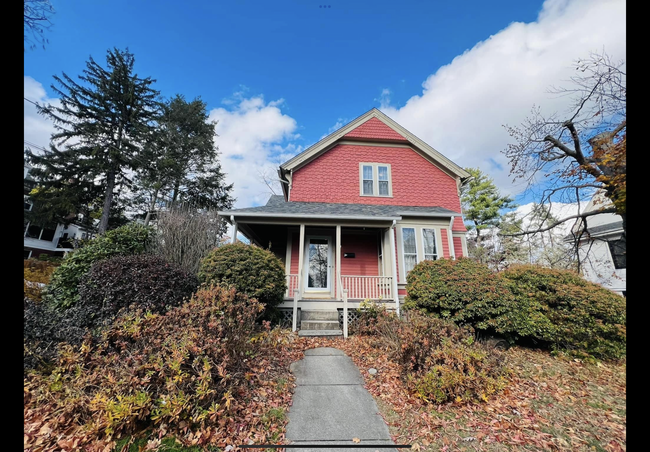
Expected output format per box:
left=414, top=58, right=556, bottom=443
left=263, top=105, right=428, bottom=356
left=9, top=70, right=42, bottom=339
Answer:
left=303, top=236, right=332, bottom=294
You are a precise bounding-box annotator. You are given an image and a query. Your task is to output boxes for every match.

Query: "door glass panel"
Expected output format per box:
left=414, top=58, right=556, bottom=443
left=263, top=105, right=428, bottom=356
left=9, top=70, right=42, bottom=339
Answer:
left=308, top=239, right=328, bottom=289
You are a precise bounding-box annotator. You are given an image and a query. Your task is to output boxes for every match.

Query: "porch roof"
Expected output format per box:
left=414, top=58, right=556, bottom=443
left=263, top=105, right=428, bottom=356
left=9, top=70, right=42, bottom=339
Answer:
left=219, top=195, right=461, bottom=222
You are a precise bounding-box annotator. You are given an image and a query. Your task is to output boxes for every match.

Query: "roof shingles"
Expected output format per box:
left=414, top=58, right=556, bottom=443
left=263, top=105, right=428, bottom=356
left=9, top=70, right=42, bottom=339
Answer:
left=221, top=195, right=461, bottom=220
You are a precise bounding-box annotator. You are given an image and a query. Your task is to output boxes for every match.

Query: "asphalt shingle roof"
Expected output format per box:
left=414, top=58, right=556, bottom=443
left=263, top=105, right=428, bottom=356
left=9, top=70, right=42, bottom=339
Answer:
left=564, top=220, right=624, bottom=241
left=221, top=195, right=460, bottom=219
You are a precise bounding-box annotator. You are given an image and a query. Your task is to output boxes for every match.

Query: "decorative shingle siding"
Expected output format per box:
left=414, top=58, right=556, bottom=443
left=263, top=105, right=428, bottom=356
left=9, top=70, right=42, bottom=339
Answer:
left=440, top=229, right=450, bottom=258
left=341, top=232, right=379, bottom=276
left=453, top=237, right=464, bottom=257
left=290, top=233, right=299, bottom=275
left=291, top=144, right=465, bottom=232
left=344, top=117, right=407, bottom=141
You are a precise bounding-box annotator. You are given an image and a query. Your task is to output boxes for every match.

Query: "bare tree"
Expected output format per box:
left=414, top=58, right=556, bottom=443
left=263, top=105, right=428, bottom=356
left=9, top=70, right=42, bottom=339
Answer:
left=153, top=205, right=225, bottom=274
left=501, top=51, right=626, bottom=269
left=24, top=0, right=55, bottom=51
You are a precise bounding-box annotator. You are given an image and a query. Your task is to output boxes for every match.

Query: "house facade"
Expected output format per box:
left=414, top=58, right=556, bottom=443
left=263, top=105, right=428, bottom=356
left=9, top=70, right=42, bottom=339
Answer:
left=24, top=162, right=91, bottom=259
left=566, top=191, right=626, bottom=297
left=218, top=109, right=470, bottom=320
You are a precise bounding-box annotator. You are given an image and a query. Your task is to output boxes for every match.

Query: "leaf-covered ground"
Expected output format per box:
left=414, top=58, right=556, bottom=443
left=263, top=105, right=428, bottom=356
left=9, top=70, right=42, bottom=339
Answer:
left=297, top=336, right=626, bottom=452
left=24, top=332, right=625, bottom=451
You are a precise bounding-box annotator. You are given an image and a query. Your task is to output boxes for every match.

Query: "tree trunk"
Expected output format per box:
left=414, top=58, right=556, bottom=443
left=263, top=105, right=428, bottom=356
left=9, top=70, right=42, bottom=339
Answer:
left=172, top=179, right=181, bottom=207
left=144, top=186, right=160, bottom=226
left=98, top=169, right=116, bottom=234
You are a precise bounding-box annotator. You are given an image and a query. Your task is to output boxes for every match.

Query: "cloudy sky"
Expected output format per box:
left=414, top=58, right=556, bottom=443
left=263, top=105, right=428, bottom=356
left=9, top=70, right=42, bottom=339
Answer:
left=24, top=0, right=625, bottom=210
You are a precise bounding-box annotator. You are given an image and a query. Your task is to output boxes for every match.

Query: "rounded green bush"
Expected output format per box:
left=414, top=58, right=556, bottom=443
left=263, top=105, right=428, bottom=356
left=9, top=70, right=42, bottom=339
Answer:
left=403, top=257, right=516, bottom=333
left=198, top=243, right=287, bottom=311
left=501, top=265, right=626, bottom=360
left=45, top=223, right=155, bottom=309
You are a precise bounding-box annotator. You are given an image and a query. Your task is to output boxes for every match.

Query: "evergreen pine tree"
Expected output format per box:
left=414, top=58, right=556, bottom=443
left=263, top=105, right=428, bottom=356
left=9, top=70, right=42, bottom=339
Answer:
left=25, top=48, right=161, bottom=233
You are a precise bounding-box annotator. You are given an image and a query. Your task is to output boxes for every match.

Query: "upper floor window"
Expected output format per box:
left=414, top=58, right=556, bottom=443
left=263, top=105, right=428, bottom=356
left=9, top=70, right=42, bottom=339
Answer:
left=360, top=163, right=392, bottom=197
left=608, top=236, right=626, bottom=269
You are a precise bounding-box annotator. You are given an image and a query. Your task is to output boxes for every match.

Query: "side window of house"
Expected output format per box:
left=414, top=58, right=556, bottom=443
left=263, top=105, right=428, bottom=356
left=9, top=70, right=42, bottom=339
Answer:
left=402, top=227, right=417, bottom=276
left=360, top=163, right=392, bottom=197
left=422, top=228, right=438, bottom=260
left=608, top=236, right=626, bottom=269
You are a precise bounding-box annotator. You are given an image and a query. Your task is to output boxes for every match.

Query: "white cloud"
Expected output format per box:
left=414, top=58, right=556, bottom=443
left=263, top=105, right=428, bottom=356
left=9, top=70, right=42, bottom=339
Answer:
left=512, top=201, right=589, bottom=236
left=209, top=95, right=300, bottom=208
left=24, top=76, right=301, bottom=210
left=24, top=76, right=61, bottom=154
left=380, top=0, right=625, bottom=199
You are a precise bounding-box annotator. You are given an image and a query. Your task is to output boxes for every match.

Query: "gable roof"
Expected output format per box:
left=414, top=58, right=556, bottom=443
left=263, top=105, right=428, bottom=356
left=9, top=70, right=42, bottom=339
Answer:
left=344, top=116, right=407, bottom=141
left=278, top=109, right=471, bottom=197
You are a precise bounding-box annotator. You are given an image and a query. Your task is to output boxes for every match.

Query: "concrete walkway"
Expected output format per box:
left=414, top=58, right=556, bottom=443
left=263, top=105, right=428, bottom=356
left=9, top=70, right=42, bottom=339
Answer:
left=286, top=347, right=398, bottom=451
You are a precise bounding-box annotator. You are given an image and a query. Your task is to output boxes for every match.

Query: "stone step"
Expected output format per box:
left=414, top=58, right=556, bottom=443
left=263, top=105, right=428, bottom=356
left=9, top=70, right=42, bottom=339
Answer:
left=300, top=310, right=339, bottom=321
left=298, top=329, right=343, bottom=337
left=301, top=320, right=340, bottom=330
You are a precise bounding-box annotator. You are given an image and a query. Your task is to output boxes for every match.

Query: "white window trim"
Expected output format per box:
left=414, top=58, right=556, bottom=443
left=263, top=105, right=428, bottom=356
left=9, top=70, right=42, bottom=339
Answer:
left=421, top=228, right=439, bottom=261
left=400, top=227, right=418, bottom=280
left=359, top=162, right=393, bottom=197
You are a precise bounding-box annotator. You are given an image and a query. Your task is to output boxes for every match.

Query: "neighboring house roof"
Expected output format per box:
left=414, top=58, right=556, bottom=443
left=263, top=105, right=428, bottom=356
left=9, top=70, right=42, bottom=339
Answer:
left=564, top=220, right=624, bottom=242
left=278, top=108, right=471, bottom=198
left=219, top=195, right=462, bottom=222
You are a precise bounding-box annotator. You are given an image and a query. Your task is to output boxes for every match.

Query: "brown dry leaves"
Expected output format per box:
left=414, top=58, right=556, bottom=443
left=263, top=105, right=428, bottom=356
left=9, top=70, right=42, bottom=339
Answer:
left=24, top=332, right=625, bottom=452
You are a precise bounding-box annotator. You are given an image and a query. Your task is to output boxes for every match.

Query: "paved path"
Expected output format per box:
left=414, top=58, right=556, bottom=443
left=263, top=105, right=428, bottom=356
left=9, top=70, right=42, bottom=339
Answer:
left=286, top=347, right=398, bottom=451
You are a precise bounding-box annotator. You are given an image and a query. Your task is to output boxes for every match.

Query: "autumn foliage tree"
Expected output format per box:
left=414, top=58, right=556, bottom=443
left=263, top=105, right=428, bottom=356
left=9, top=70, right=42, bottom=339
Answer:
left=502, top=52, right=626, bottom=241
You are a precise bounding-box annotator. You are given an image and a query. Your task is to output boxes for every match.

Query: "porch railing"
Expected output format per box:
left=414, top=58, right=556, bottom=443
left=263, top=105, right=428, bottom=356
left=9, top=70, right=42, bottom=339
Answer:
left=341, top=275, right=393, bottom=301
left=285, top=274, right=299, bottom=298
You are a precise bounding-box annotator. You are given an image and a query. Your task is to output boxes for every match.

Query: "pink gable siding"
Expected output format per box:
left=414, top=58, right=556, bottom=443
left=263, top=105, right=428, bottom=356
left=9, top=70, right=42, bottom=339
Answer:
left=340, top=232, right=379, bottom=276
left=291, top=144, right=464, bottom=232
left=290, top=233, right=299, bottom=275
left=344, top=117, right=406, bottom=141
left=453, top=237, right=464, bottom=257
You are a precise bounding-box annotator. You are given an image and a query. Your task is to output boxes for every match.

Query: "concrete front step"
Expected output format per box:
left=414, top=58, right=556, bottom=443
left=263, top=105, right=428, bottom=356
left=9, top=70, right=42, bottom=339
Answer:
left=301, top=320, right=340, bottom=330
left=298, top=329, right=343, bottom=337
left=300, top=310, right=339, bottom=321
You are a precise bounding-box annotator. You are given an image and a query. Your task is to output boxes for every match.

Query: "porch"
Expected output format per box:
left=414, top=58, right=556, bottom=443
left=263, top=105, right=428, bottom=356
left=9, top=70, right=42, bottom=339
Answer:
left=224, top=217, right=403, bottom=336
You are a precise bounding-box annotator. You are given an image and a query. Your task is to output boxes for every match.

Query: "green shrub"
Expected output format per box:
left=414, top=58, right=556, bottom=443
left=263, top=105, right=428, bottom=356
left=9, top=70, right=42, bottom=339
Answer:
left=24, top=285, right=264, bottom=449
left=501, top=265, right=626, bottom=360
left=404, top=257, right=516, bottom=334
left=198, top=243, right=286, bottom=312
left=45, top=223, right=155, bottom=309
left=77, top=254, right=199, bottom=330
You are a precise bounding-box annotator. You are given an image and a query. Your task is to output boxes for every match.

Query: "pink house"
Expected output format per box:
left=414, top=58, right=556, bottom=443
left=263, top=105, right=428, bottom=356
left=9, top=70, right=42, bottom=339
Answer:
left=219, top=109, right=470, bottom=334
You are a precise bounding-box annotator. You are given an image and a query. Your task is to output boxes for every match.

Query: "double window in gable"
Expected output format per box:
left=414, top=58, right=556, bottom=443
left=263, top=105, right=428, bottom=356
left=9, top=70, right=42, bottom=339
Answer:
left=360, top=163, right=392, bottom=197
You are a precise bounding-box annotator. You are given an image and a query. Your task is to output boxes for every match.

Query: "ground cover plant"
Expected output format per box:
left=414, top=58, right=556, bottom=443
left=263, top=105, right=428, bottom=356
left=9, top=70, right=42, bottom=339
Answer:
left=24, top=285, right=303, bottom=451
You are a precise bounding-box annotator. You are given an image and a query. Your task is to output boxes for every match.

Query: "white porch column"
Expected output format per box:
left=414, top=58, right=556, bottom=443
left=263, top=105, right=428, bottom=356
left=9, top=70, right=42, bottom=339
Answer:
left=230, top=215, right=238, bottom=244
left=389, top=221, right=400, bottom=317
left=336, top=225, right=342, bottom=300
left=296, top=224, right=305, bottom=300
left=448, top=216, right=456, bottom=259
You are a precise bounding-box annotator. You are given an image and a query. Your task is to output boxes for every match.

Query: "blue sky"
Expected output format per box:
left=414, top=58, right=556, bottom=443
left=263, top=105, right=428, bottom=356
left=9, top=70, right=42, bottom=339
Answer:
left=24, top=0, right=626, bottom=210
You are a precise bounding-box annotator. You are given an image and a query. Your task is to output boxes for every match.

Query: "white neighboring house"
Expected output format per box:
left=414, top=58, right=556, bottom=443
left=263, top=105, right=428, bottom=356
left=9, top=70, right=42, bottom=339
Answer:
left=24, top=163, right=92, bottom=259
left=565, top=191, right=626, bottom=297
